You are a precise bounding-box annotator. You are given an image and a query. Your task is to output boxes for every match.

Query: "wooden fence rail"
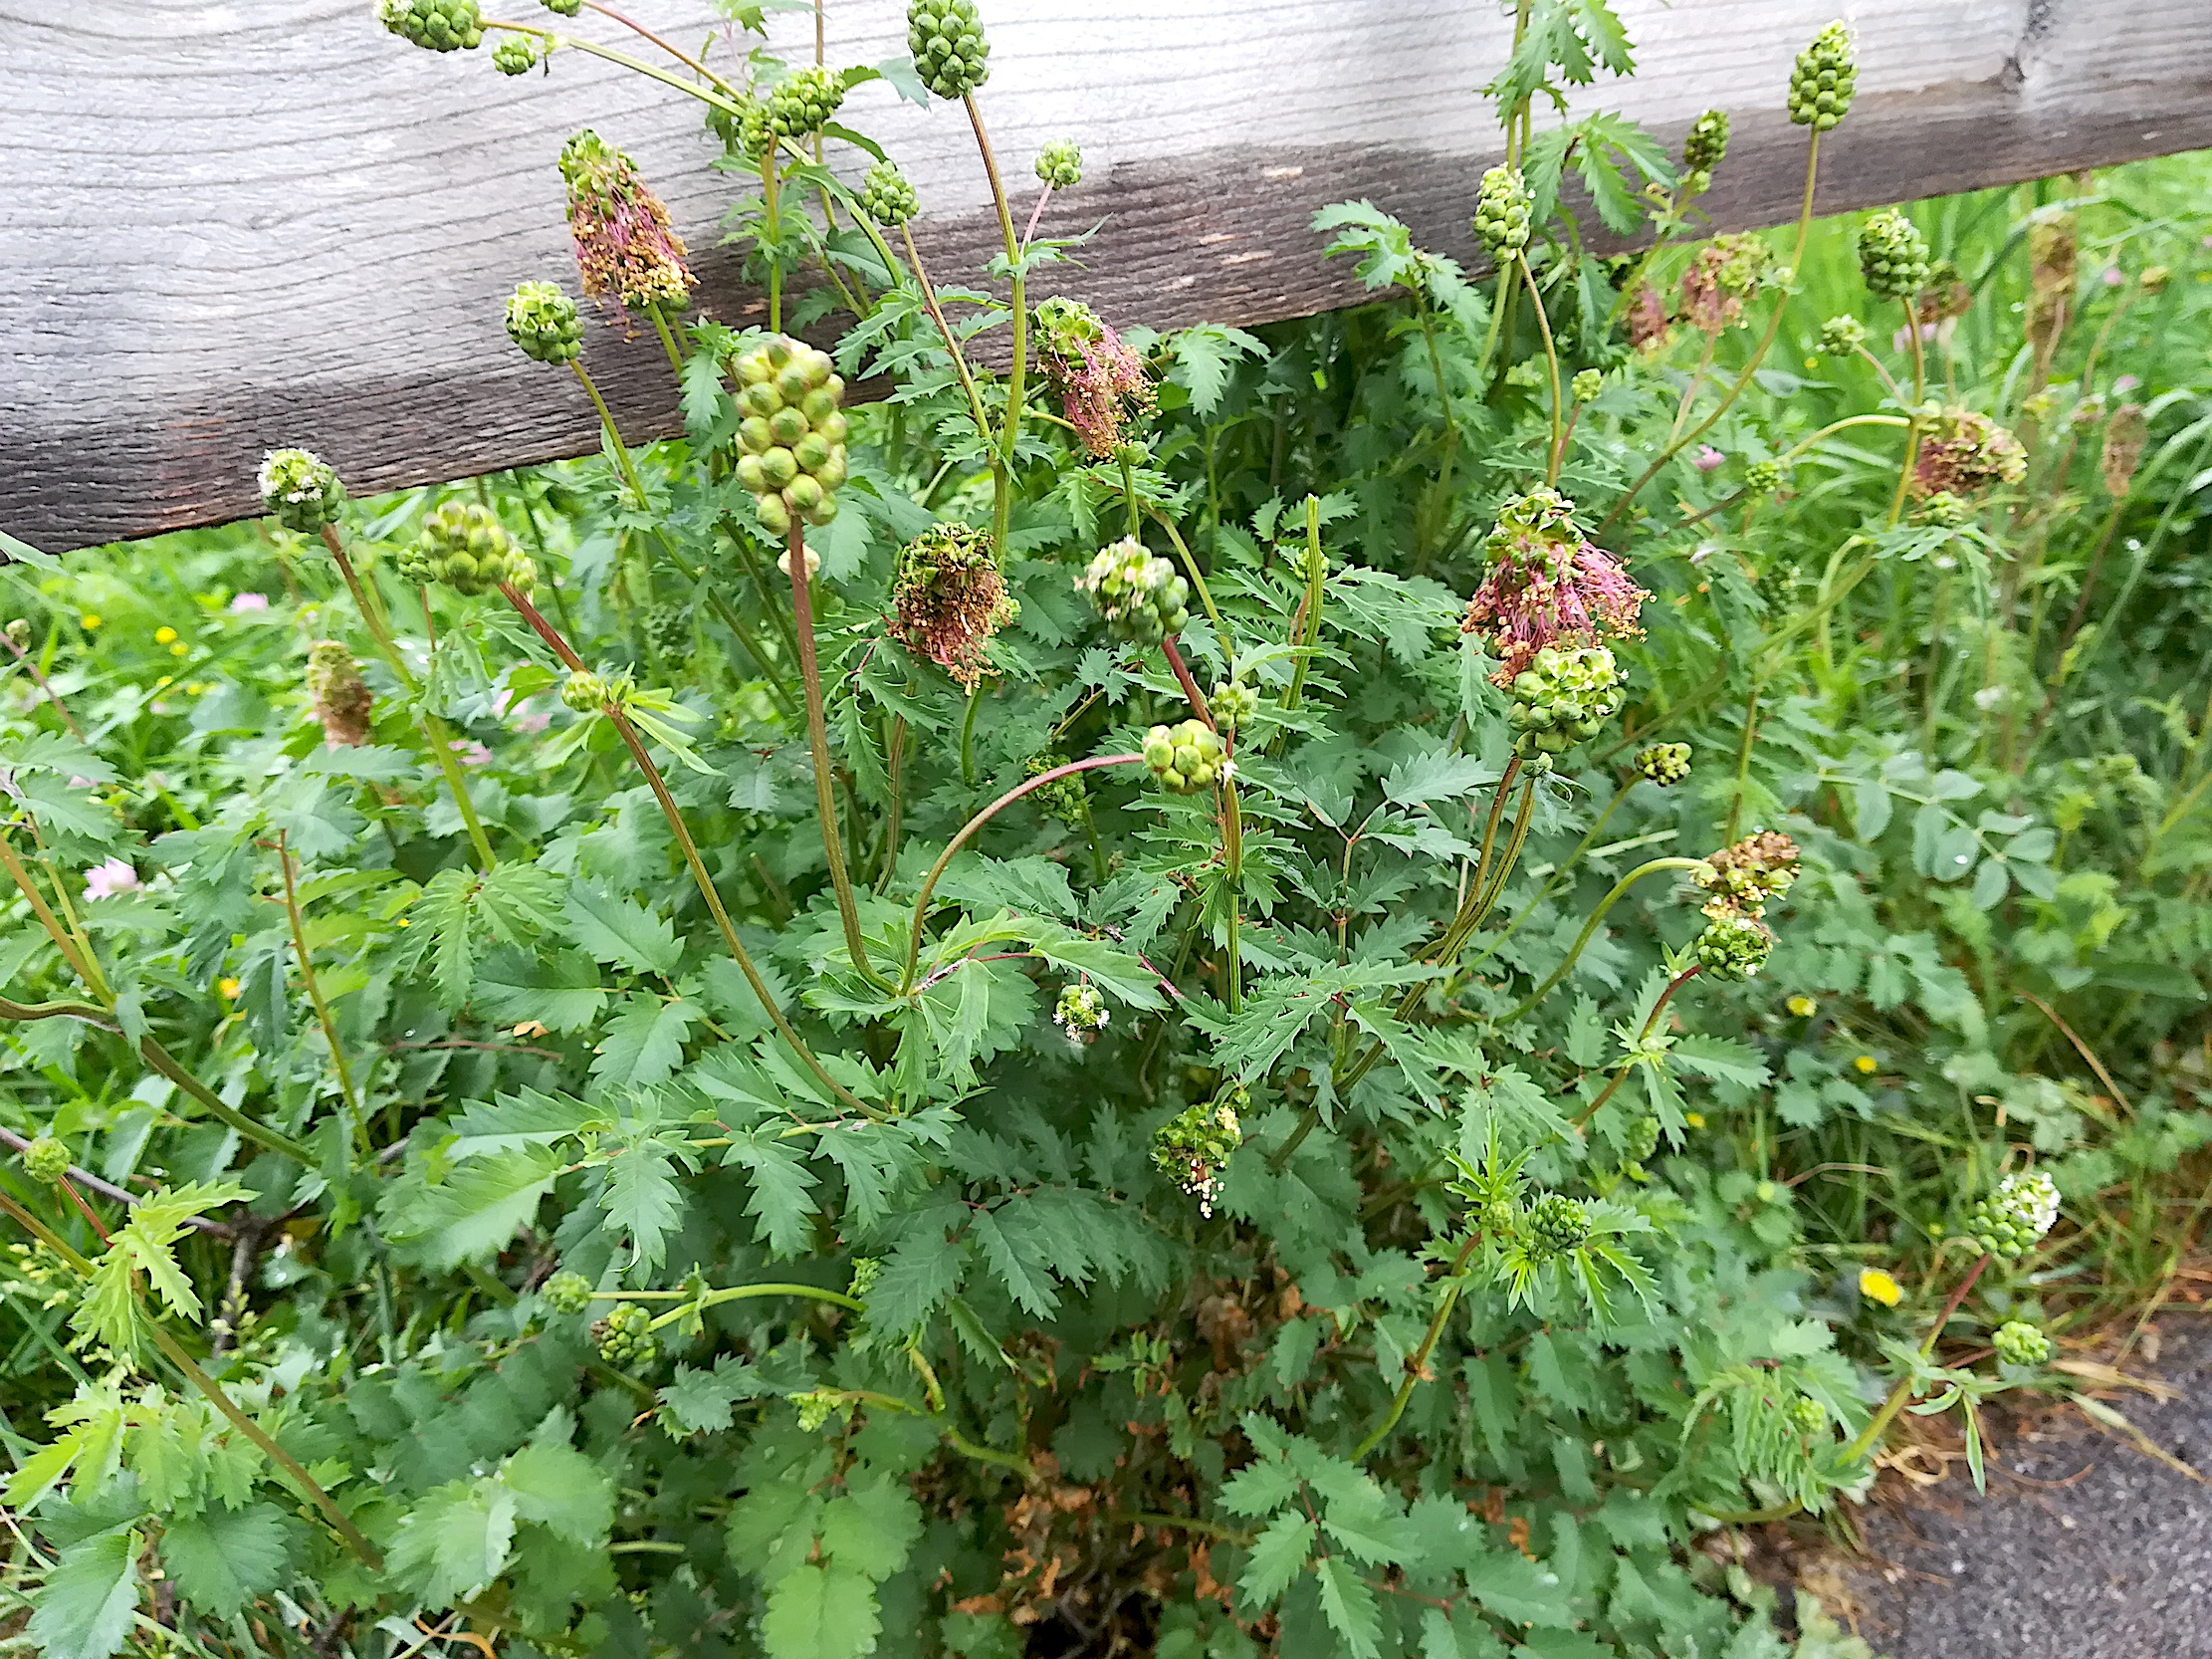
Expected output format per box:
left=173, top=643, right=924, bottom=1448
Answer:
left=3, top=0, right=2208, bottom=551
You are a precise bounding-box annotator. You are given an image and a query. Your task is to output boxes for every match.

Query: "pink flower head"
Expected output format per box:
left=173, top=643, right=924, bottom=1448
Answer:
left=515, top=710, right=552, bottom=735
left=1625, top=284, right=1669, bottom=350
left=229, top=592, right=270, bottom=613
left=84, top=858, right=140, bottom=902
left=451, top=739, right=494, bottom=768
left=2113, top=374, right=2140, bottom=394
left=1461, top=488, right=1649, bottom=685
left=1033, top=297, right=1155, bottom=459
left=558, top=128, right=696, bottom=324
left=1693, top=445, right=1726, bottom=473
left=2101, top=265, right=2125, bottom=288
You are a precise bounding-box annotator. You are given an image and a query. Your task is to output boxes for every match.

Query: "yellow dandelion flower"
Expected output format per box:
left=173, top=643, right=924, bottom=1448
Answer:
left=1858, top=1267, right=1902, bottom=1306
left=80, top=613, right=103, bottom=630
left=218, top=977, right=241, bottom=1000
left=1786, top=995, right=1817, bottom=1018
left=1684, top=1111, right=1706, bottom=1130
left=169, top=641, right=189, bottom=657
left=396, top=918, right=411, bottom=928
left=1853, top=1055, right=1878, bottom=1074
left=153, top=626, right=178, bottom=644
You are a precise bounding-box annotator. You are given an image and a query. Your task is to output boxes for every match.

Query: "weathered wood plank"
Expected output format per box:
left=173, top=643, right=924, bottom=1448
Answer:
left=3, top=0, right=2207, bottom=551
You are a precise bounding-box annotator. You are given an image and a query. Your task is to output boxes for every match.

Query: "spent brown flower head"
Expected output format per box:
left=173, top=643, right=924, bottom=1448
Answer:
left=2101, top=403, right=2147, bottom=497
left=559, top=128, right=696, bottom=323
left=1625, top=284, right=1670, bottom=350
left=306, top=640, right=373, bottom=749
left=1696, top=830, right=1801, bottom=919
left=1910, top=405, right=2027, bottom=499
left=889, top=522, right=1018, bottom=689
left=1034, top=298, right=1155, bottom=458
left=1462, top=488, right=1650, bottom=685
left=1676, top=234, right=1771, bottom=335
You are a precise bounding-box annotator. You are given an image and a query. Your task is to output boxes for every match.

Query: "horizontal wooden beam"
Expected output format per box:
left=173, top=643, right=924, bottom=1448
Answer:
left=3, top=0, right=2207, bottom=551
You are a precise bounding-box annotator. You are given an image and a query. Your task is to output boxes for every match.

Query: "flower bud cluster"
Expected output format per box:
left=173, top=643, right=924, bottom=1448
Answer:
left=1818, top=315, right=1868, bottom=356
left=1210, top=682, right=1259, bottom=733
left=20, top=1136, right=73, bottom=1184
left=1035, top=138, right=1082, bottom=189
left=1993, top=1319, right=2051, bottom=1367
left=1788, top=22, right=1857, bottom=130
left=1054, top=982, right=1109, bottom=1045
left=541, top=0, right=580, bottom=13
left=1696, top=830, right=1801, bottom=920
left=1024, top=753, right=1089, bottom=824
left=1634, top=742, right=1691, bottom=787
left=1472, top=165, right=1533, bottom=261
left=307, top=641, right=373, bottom=749
left=403, top=503, right=537, bottom=596
left=907, top=0, right=990, bottom=100
left=888, top=522, right=1017, bottom=689
left=1678, top=233, right=1772, bottom=335
left=856, top=160, right=919, bottom=227
left=1681, top=109, right=1730, bottom=173
left=543, top=1271, right=594, bottom=1315
left=1144, top=720, right=1226, bottom=795
left=1571, top=368, right=1604, bottom=404
left=1857, top=209, right=1931, bottom=303
left=1078, top=539, right=1189, bottom=645
left=1742, top=458, right=1787, bottom=497
left=505, top=280, right=583, bottom=364
left=561, top=666, right=635, bottom=714
left=1692, top=911, right=1775, bottom=980
left=1506, top=644, right=1623, bottom=760
left=769, top=65, right=846, bottom=139
left=1621, top=1114, right=1661, bottom=1166
left=259, top=448, right=345, bottom=535
left=378, top=0, right=482, bottom=52
left=590, top=1302, right=660, bottom=1368
left=1152, top=1093, right=1243, bottom=1216
left=1525, top=1193, right=1593, bottom=1260
left=731, top=335, right=848, bottom=535
left=1965, top=1172, right=2060, bottom=1260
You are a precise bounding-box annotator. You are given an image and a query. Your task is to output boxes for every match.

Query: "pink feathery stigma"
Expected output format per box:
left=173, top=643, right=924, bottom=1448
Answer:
left=1463, top=534, right=1649, bottom=686
left=1053, top=321, right=1153, bottom=458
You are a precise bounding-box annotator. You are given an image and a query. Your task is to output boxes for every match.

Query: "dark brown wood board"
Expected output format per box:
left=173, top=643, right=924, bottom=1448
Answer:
left=4, top=0, right=2208, bottom=551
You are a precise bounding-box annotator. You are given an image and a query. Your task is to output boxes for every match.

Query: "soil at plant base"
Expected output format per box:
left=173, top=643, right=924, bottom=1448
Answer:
left=1819, top=1313, right=2212, bottom=1659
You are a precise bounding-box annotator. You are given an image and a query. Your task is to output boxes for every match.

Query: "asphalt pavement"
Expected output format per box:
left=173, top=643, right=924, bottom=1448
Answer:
left=1833, top=1317, right=2212, bottom=1659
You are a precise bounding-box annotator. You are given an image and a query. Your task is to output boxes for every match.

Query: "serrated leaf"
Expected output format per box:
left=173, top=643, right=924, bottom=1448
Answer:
left=387, top=1479, right=518, bottom=1608
left=1314, top=1554, right=1383, bottom=1659
left=590, top=993, right=698, bottom=1088
left=1237, top=1513, right=1316, bottom=1608
left=970, top=1206, right=1059, bottom=1318
left=819, top=1469, right=923, bottom=1582
left=501, top=1440, right=613, bottom=1546
left=762, top=1562, right=882, bottom=1659
left=565, top=883, right=680, bottom=977
left=159, top=1504, right=288, bottom=1617
left=28, top=1525, right=139, bottom=1659
left=724, top=1135, right=820, bottom=1259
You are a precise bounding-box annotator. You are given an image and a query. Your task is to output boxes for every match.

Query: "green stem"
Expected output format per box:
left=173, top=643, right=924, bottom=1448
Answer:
left=1118, top=451, right=1143, bottom=538
left=959, top=680, right=984, bottom=787
left=273, top=833, right=363, bottom=1140
left=1494, top=858, right=1709, bottom=1024
left=784, top=522, right=878, bottom=983
left=0, top=1191, right=379, bottom=1567
left=1520, top=256, right=1566, bottom=483
left=1162, top=637, right=1214, bottom=728
left=1277, top=496, right=1327, bottom=725
left=1597, top=129, right=1823, bottom=540
left=1572, top=966, right=1701, bottom=1128
left=1462, top=781, right=1633, bottom=976
left=483, top=20, right=744, bottom=115
left=1840, top=1253, right=1991, bottom=1465
left=1148, top=508, right=1230, bottom=667
left=642, top=1280, right=863, bottom=1332
left=1221, top=776, right=1245, bottom=1013
left=499, top=584, right=871, bottom=1116
left=1352, top=1232, right=1482, bottom=1462
left=899, top=756, right=1145, bottom=993
left=319, top=526, right=496, bottom=868
left=898, top=222, right=996, bottom=460
left=1722, top=675, right=1761, bottom=843
left=965, top=93, right=1025, bottom=564
left=647, top=303, right=688, bottom=378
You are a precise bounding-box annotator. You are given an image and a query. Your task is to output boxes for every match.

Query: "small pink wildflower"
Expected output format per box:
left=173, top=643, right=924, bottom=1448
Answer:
left=2113, top=374, right=2140, bottom=394
left=1461, top=488, right=1649, bottom=685
left=451, top=739, right=494, bottom=768
left=1033, top=297, right=1154, bottom=458
left=515, top=710, right=552, bottom=735
left=84, top=858, right=140, bottom=901
left=1693, top=445, right=1725, bottom=473
left=229, top=592, right=270, bottom=613
left=2101, top=266, right=2125, bottom=288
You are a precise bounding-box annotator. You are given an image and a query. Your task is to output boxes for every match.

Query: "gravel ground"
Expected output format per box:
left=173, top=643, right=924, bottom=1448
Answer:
left=1833, top=1317, right=2212, bottom=1659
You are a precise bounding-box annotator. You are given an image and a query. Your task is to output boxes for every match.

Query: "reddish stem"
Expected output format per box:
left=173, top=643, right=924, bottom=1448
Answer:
left=1161, top=637, right=1214, bottom=727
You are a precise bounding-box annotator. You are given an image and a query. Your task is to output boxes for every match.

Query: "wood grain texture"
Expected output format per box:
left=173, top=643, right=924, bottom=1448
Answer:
left=4, top=0, right=2208, bottom=551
